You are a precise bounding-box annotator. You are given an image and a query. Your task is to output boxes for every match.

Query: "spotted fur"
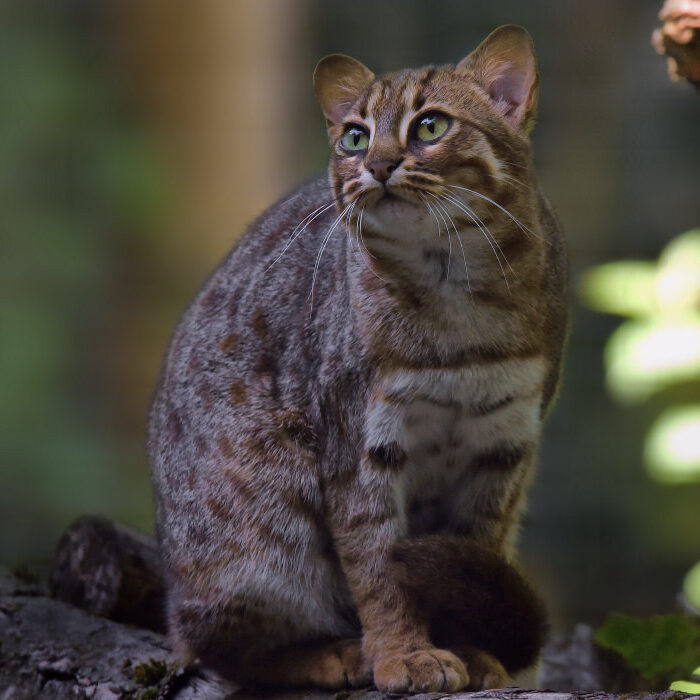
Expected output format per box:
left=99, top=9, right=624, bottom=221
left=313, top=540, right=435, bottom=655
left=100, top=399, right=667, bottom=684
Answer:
left=149, top=25, right=566, bottom=693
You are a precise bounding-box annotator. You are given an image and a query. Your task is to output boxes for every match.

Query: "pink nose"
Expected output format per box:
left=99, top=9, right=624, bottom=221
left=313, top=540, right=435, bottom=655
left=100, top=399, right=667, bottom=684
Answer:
left=367, top=159, right=400, bottom=184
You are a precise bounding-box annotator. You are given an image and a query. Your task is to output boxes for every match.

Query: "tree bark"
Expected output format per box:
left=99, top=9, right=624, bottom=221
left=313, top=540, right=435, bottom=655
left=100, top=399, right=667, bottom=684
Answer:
left=1, top=517, right=697, bottom=699
left=50, top=515, right=165, bottom=633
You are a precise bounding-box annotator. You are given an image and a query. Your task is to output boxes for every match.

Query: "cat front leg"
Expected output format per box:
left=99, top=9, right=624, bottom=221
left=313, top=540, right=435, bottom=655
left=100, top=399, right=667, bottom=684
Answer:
left=326, top=457, right=469, bottom=693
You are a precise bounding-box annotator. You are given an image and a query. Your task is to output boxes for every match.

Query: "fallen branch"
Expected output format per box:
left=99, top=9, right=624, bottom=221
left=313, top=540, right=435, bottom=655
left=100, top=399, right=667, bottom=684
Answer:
left=0, top=516, right=695, bottom=699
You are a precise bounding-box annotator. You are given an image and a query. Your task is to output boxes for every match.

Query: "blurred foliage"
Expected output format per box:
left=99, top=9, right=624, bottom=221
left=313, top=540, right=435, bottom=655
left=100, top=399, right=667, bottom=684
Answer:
left=0, top=3, right=162, bottom=561
left=580, top=230, right=700, bottom=485
left=584, top=232, right=700, bottom=679
left=580, top=230, right=700, bottom=407
left=595, top=613, right=700, bottom=689
left=685, top=562, right=700, bottom=614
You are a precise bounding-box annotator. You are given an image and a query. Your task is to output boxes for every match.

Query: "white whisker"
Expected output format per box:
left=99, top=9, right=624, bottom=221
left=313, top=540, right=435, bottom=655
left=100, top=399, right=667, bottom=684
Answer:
left=444, top=183, right=546, bottom=243
left=439, top=189, right=514, bottom=289
left=420, top=194, right=442, bottom=237
left=266, top=200, right=336, bottom=272
left=357, top=205, right=389, bottom=283
left=426, top=192, right=469, bottom=292
left=309, top=202, right=353, bottom=312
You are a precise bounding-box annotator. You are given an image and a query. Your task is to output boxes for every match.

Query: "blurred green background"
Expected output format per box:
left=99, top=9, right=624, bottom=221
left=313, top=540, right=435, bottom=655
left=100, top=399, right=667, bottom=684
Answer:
left=1, top=0, right=698, bottom=632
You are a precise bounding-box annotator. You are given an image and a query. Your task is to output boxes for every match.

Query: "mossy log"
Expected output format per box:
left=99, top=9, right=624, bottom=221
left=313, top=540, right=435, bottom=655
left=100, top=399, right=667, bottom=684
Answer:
left=0, top=516, right=696, bottom=699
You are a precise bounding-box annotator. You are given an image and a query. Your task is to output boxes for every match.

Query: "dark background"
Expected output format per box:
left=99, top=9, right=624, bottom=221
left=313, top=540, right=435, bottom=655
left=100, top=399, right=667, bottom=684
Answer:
left=1, top=0, right=698, bottom=632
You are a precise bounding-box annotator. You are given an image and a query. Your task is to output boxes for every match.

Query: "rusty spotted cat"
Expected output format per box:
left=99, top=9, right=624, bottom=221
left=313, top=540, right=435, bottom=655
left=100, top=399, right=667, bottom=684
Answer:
left=148, top=25, right=567, bottom=693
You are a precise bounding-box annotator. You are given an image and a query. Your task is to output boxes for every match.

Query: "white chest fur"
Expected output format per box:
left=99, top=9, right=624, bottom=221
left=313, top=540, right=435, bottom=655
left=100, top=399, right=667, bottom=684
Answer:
left=364, top=356, right=547, bottom=534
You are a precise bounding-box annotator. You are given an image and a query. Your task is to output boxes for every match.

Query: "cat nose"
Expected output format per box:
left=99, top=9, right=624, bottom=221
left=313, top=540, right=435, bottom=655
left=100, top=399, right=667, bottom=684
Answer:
left=367, top=159, right=401, bottom=184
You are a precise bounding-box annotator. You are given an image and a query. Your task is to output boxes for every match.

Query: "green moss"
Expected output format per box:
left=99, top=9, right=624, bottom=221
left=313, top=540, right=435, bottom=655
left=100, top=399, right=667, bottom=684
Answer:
left=131, top=657, right=169, bottom=686
left=133, top=690, right=159, bottom=700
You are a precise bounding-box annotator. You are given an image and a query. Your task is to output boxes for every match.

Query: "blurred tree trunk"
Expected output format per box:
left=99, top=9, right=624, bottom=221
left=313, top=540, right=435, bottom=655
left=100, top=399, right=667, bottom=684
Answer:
left=104, top=1, right=310, bottom=446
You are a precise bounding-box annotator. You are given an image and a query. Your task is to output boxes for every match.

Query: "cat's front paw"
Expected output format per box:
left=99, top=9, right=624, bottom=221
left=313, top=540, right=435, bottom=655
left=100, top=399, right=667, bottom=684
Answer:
left=459, top=647, right=510, bottom=690
left=302, top=638, right=372, bottom=689
left=330, top=638, right=373, bottom=688
left=373, top=648, right=469, bottom=693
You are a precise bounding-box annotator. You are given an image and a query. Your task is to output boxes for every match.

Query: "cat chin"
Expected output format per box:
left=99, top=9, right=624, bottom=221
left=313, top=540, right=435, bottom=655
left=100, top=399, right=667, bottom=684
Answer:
left=365, top=195, right=426, bottom=230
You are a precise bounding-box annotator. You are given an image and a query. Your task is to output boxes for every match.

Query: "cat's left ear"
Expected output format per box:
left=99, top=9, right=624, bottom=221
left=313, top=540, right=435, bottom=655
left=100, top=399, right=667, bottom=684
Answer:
left=458, top=25, right=539, bottom=134
left=314, top=54, right=375, bottom=126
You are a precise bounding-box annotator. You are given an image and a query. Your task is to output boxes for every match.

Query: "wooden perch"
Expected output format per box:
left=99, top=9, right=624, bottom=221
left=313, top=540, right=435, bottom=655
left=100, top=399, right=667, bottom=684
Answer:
left=0, top=516, right=696, bottom=699
left=50, top=515, right=166, bottom=633
left=653, top=0, right=700, bottom=88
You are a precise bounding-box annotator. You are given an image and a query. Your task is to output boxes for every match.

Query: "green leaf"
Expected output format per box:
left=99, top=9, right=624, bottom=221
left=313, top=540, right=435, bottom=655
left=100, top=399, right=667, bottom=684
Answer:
left=595, top=613, right=700, bottom=682
left=579, top=261, right=657, bottom=317
left=670, top=680, right=700, bottom=693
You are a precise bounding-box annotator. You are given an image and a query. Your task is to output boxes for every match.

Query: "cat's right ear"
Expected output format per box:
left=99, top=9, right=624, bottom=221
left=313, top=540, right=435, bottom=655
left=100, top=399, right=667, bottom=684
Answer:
left=457, top=25, right=539, bottom=134
left=313, top=54, right=375, bottom=126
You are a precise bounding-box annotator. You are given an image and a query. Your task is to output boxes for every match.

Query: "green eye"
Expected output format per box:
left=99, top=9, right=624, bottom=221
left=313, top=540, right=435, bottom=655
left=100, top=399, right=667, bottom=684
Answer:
left=341, top=126, right=370, bottom=152
left=415, top=113, right=449, bottom=142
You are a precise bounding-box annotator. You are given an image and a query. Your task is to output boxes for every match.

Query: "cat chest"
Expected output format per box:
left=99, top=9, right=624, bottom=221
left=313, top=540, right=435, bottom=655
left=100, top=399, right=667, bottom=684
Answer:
left=363, top=356, right=547, bottom=528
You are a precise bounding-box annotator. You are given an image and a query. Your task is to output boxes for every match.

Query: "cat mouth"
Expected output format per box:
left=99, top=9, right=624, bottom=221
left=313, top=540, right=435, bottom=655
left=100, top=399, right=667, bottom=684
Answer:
left=375, top=185, right=408, bottom=205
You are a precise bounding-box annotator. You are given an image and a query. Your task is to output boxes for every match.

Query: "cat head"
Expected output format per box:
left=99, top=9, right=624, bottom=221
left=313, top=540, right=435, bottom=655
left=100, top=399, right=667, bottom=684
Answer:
left=314, top=26, right=538, bottom=233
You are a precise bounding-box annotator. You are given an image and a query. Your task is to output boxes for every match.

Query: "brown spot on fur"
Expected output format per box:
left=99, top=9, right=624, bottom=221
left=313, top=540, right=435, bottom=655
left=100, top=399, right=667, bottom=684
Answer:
left=186, top=522, right=208, bottom=546
left=187, top=355, right=201, bottom=377
left=230, top=379, right=248, bottom=404
left=219, top=334, right=238, bottom=354
left=251, top=307, right=269, bottom=340
left=198, top=381, right=215, bottom=410
left=255, top=352, right=280, bottom=398
left=168, top=411, right=183, bottom=442
left=195, top=435, right=208, bottom=456
left=206, top=495, right=232, bottom=522
left=218, top=435, right=234, bottom=459
left=199, top=287, right=224, bottom=313
left=224, top=468, right=256, bottom=502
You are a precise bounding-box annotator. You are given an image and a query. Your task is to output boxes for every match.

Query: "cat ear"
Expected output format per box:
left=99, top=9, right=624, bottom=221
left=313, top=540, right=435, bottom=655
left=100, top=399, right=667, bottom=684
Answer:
left=457, top=25, right=539, bottom=133
left=314, top=54, right=375, bottom=126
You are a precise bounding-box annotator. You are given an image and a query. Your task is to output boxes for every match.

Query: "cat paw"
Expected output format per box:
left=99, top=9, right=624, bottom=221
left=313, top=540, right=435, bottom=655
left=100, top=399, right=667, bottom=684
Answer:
left=459, top=647, right=510, bottom=690
left=298, top=638, right=371, bottom=689
left=329, top=638, right=373, bottom=687
left=373, top=648, right=469, bottom=693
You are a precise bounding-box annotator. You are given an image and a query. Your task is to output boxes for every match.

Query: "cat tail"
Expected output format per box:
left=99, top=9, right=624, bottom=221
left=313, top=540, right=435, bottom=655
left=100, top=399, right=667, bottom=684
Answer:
left=390, top=535, right=548, bottom=674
